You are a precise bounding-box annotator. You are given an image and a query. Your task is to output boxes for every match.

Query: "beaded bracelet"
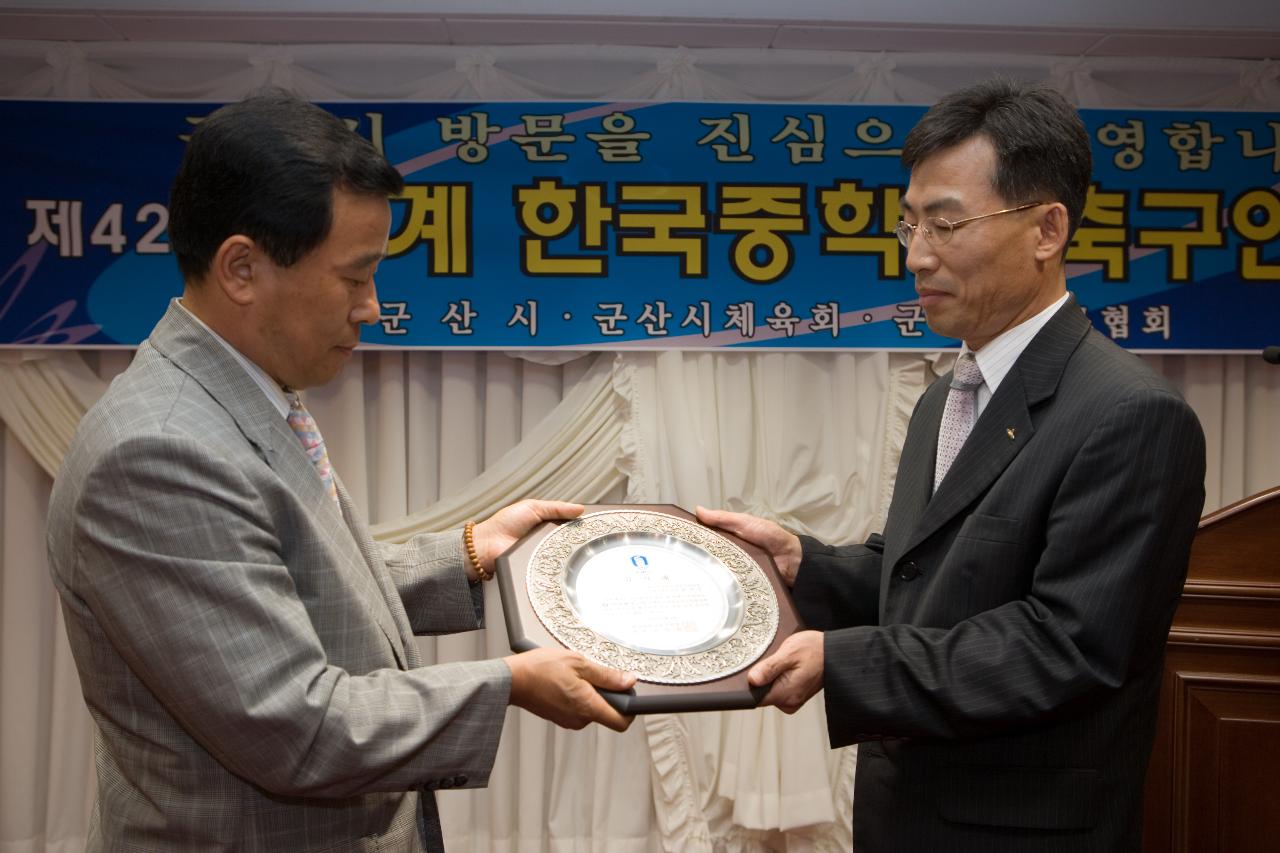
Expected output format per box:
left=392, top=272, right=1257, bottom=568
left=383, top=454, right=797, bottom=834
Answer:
left=463, top=520, right=492, bottom=582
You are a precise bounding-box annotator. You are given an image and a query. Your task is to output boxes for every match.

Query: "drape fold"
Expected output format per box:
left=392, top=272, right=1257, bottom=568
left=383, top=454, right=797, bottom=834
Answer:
left=0, top=352, right=108, bottom=479
left=370, top=352, right=623, bottom=540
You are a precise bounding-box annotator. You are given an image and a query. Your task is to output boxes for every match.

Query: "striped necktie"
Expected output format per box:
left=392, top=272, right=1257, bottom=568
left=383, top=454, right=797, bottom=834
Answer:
left=285, top=391, right=339, bottom=507
left=934, top=352, right=985, bottom=493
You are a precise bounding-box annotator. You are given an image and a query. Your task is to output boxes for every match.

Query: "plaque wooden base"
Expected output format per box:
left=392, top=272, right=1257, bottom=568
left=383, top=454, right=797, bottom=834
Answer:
left=495, top=503, right=804, bottom=714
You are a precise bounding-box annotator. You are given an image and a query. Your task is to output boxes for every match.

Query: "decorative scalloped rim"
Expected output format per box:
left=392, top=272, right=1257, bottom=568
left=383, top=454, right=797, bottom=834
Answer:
left=526, top=510, right=779, bottom=684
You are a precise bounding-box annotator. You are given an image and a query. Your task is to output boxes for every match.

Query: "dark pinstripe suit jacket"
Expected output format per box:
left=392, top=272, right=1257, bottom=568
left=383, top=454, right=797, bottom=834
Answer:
left=792, top=297, right=1206, bottom=853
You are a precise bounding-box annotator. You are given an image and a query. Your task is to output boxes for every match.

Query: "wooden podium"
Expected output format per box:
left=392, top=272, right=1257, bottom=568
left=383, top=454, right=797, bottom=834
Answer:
left=1142, top=486, right=1280, bottom=853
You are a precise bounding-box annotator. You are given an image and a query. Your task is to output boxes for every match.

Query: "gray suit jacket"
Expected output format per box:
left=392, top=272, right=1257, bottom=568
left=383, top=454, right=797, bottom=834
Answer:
left=47, top=301, right=511, bottom=853
left=792, top=298, right=1206, bottom=853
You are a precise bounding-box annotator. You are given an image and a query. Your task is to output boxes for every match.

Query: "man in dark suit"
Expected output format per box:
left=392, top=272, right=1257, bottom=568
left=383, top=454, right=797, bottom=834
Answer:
left=699, top=79, right=1206, bottom=852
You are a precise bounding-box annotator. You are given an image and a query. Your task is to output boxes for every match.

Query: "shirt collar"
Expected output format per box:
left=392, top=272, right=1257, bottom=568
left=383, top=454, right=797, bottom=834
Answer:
left=176, top=298, right=291, bottom=419
left=962, top=291, right=1070, bottom=398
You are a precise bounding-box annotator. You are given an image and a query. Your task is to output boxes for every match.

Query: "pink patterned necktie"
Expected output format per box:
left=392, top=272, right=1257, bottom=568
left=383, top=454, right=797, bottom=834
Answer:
left=934, top=352, right=985, bottom=494
left=285, top=391, right=339, bottom=507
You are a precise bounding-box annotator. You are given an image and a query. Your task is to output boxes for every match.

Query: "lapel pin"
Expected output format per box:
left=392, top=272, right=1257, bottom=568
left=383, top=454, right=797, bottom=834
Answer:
left=1006, top=427, right=1016, bottom=440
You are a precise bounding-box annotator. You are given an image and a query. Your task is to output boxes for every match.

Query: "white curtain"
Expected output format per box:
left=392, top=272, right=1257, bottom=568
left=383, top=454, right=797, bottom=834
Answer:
left=2, top=40, right=1279, bottom=853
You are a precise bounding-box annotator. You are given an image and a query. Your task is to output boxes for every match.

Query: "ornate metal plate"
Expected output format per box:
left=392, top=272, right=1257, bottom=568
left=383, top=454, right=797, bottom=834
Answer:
left=525, top=509, right=780, bottom=684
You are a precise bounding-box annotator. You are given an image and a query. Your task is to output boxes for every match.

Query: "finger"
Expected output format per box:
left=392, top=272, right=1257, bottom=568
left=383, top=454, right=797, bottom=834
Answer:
left=695, top=505, right=745, bottom=535
left=756, top=663, right=811, bottom=713
left=773, top=683, right=808, bottom=715
left=758, top=680, right=791, bottom=712
left=583, top=690, right=632, bottom=732
left=578, top=658, right=638, bottom=692
left=695, top=505, right=730, bottom=524
left=528, top=500, right=586, bottom=521
left=747, top=651, right=782, bottom=687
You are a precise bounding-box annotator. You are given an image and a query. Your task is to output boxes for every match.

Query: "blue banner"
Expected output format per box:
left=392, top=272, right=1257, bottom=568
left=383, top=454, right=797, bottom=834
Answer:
left=2, top=100, right=1277, bottom=350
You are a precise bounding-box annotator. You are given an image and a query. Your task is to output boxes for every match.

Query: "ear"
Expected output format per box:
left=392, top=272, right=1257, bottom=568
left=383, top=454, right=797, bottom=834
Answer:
left=209, top=235, right=261, bottom=307
left=1034, top=203, right=1071, bottom=263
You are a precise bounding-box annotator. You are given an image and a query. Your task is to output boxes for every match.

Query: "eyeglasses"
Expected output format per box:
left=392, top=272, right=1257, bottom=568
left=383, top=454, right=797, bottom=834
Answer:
left=895, top=201, right=1045, bottom=248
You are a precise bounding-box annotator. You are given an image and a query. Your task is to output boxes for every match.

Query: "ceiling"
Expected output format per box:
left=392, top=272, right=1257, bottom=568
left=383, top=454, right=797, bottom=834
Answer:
left=1, top=1, right=1277, bottom=59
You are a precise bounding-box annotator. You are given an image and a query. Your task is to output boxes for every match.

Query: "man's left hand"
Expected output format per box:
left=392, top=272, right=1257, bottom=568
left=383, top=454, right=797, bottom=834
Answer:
left=473, top=499, right=584, bottom=578
left=748, top=630, right=825, bottom=714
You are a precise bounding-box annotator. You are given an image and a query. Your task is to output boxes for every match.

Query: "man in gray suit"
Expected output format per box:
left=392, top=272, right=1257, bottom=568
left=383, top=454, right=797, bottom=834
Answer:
left=46, top=92, right=634, bottom=853
left=700, top=80, right=1206, bottom=851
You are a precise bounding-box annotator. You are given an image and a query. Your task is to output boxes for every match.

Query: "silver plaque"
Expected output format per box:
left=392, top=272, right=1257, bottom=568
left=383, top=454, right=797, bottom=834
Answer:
left=525, top=510, right=780, bottom=684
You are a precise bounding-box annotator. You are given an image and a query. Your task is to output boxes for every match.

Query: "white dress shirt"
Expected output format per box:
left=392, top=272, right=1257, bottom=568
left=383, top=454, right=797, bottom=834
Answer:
left=964, top=291, right=1071, bottom=418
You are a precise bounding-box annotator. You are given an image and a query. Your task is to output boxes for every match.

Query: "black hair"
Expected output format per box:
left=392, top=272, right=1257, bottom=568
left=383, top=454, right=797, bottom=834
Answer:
left=901, top=78, right=1092, bottom=240
left=168, top=90, right=404, bottom=281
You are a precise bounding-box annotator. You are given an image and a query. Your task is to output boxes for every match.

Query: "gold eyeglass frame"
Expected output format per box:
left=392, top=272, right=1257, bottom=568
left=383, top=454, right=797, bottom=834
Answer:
left=895, top=201, right=1046, bottom=248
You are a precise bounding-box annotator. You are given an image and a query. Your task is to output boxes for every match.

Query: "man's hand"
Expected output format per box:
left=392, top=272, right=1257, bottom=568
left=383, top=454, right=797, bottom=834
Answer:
left=748, top=630, right=825, bottom=714
left=695, top=506, right=803, bottom=586
left=504, top=648, right=636, bottom=732
left=473, top=499, right=583, bottom=578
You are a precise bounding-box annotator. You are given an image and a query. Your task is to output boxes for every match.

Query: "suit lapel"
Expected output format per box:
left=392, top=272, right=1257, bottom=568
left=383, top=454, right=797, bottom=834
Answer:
left=893, top=297, right=1092, bottom=561
left=881, top=381, right=944, bottom=567
left=149, top=301, right=411, bottom=670
left=906, top=372, right=1036, bottom=551
left=151, top=303, right=345, bottom=525
left=149, top=301, right=283, bottom=457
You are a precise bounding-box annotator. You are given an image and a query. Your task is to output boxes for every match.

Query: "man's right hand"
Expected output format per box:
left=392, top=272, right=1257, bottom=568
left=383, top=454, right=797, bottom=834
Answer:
left=695, top=506, right=803, bottom=586
left=504, top=648, right=636, bottom=732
